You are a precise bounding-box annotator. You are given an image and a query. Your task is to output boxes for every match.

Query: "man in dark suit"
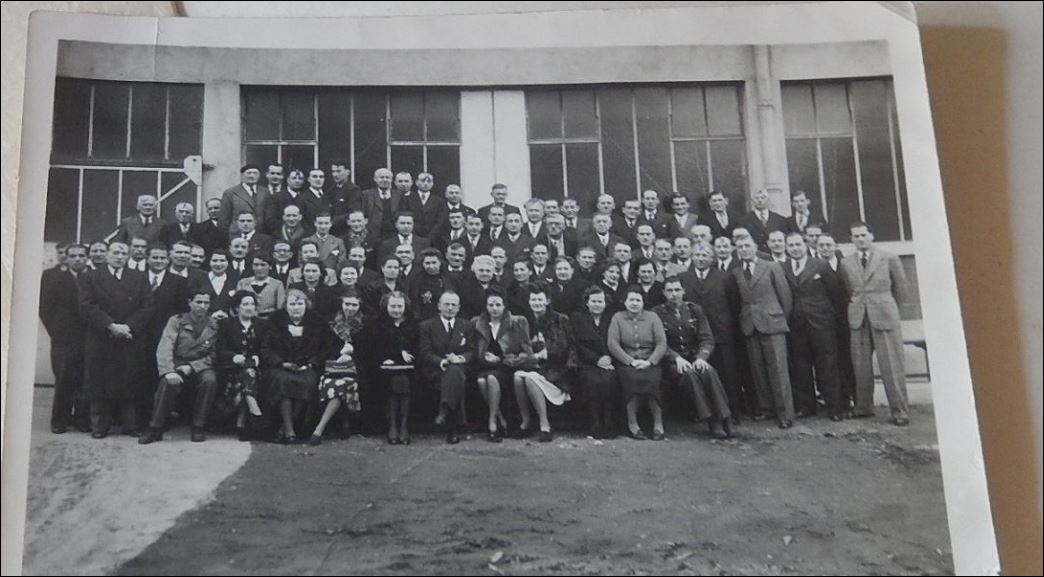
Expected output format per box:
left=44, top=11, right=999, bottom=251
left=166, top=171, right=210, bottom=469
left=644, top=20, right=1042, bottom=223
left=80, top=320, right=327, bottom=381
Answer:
left=79, top=241, right=155, bottom=438
left=580, top=213, right=625, bottom=260
left=407, top=172, right=447, bottom=239
left=326, top=160, right=363, bottom=235
left=611, top=241, right=638, bottom=286
left=378, top=211, right=432, bottom=263
left=167, top=241, right=208, bottom=287
left=394, top=171, right=415, bottom=200
left=785, top=190, right=817, bottom=236
left=461, top=214, right=494, bottom=263
left=298, top=168, right=334, bottom=227
left=233, top=212, right=274, bottom=257
left=740, top=187, right=788, bottom=252
left=840, top=222, right=910, bottom=426
left=733, top=235, right=794, bottom=428
left=443, top=184, right=476, bottom=217
left=560, top=198, right=583, bottom=233
left=683, top=241, right=742, bottom=418
left=142, top=245, right=190, bottom=415
left=521, top=198, right=548, bottom=245
left=615, top=199, right=644, bottom=248
left=816, top=232, right=854, bottom=412
left=703, top=190, right=743, bottom=240
left=264, top=168, right=307, bottom=235
left=341, top=209, right=382, bottom=270
left=40, top=243, right=90, bottom=433
left=443, top=243, right=469, bottom=284
left=543, top=214, right=576, bottom=260
left=195, top=199, right=228, bottom=257
left=639, top=189, right=672, bottom=239
left=477, top=183, right=521, bottom=223
left=418, top=291, right=476, bottom=443
left=434, top=209, right=468, bottom=253
left=783, top=233, right=847, bottom=420
left=529, top=244, right=556, bottom=285
left=714, top=235, right=740, bottom=273
left=361, top=168, right=404, bottom=239
left=264, top=163, right=286, bottom=199
left=269, top=241, right=296, bottom=285
left=226, top=237, right=251, bottom=284
left=666, top=193, right=701, bottom=241
left=634, top=224, right=658, bottom=262
left=160, top=202, right=201, bottom=248
left=219, top=164, right=269, bottom=235
left=114, top=194, right=166, bottom=245
left=495, top=212, right=537, bottom=265
left=767, top=230, right=789, bottom=265
left=344, top=246, right=381, bottom=288
left=273, top=204, right=309, bottom=254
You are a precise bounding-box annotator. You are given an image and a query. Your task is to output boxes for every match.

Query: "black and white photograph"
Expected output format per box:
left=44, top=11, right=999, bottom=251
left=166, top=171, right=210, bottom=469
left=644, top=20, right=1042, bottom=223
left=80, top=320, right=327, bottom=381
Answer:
left=2, top=3, right=1000, bottom=575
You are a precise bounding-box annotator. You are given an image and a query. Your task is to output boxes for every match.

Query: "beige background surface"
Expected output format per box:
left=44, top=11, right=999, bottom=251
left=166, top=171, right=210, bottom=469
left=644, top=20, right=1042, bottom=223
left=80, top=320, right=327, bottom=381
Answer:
left=1, top=2, right=1040, bottom=574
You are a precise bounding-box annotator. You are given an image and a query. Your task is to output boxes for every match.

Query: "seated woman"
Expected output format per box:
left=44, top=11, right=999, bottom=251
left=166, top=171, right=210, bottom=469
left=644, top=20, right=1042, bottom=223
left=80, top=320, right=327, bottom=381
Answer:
left=549, top=257, right=585, bottom=316
left=472, top=287, right=534, bottom=443
left=608, top=287, right=668, bottom=441
left=217, top=290, right=269, bottom=441
left=372, top=291, right=419, bottom=445
left=262, top=288, right=330, bottom=444
left=571, top=286, right=619, bottom=439
left=308, top=289, right=366, bottom=446
left=515, top=284, right=574, bottom=442
left=289, top=261, right=339, bottom=321
left=236, top=253, right=286, bottom=318
left=653, top=277, right=734, bottom=439
left=506, top=260, right=541, bottom=316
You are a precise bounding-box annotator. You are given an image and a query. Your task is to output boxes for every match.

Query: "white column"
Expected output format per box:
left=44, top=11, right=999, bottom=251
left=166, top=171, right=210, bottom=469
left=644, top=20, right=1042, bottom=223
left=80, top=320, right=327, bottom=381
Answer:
left=492, top=90, right=532, bottom=208
left=753, top=45, right=792, bottom=214
left=459, top=90, right=496, bottom=207
left=201, top=80, right=241, bottom=202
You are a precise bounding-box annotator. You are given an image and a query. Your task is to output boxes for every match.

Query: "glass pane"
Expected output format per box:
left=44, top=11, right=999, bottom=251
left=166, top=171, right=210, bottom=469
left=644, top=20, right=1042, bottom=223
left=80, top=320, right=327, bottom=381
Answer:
left=814, top=83, right=852, bottom=134
left=390, top=145, right=424, bottom=178
left=598, top=88, right=638, bottom=204
left=674, top=140, right=709, bottom=200
left=781, top=84, right=815, bottom=136
left=91, top=82, right=130, bottom=159
left=785, top=139, right=822, bottom=222
left=526, top=90, right=561, bottom=140
left=670, top=87, right=706, bottom=138
left=425, top=92, right=460, bottom=142
left=851, top=80, right=900, bottom=242
left=562, top=90, right=598, bottom=139
left=282, top=145, right=316, bottom=173
left=566, top=142, right=601, bottom=211
left=353, top=91, right=388, bottom=189
left=318, top=90, right=351, bottom=174
left=52, top=78, right=91, bottom=160
left=282, top=90, right=316, bottom=141
left=159, top=171, right=197, bottom=222
left=634, top=87, right=672, bottom=193
left=893, top=97, right=912, bottom=240
left=710, top=139, right=748, bottom=209
left=121, top=171, right=158, bottom=220
left=81, top=169, right=120, bottom=243
left=390, top=92, right=424, bottom=141
left=243, top=145, right=278, bottom=173
left=130, top=84, right=167, bottom=161
left=529, top=144, right=564, bottom=202
left=45, top=168, right=80, bottom=243
left=820, top=137, right=859, bottom=242
left=168, top=84, right=204, bottom=161
left=243, top=89, right=280, bottom=141
left=705, top=85, right=743, bottom=137
left=426, top=146, right=460, bottom=190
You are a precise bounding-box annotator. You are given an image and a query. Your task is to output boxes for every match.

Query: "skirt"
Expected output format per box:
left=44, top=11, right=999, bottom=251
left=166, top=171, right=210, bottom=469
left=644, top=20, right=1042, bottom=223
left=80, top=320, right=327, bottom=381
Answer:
left=319, top=372, right=361, bottom=412
left=617, top=365, right=663, bottom=404
left=580, top=367, right=618, bottom=405
left=223, top=367, right=261, bottom=405
left=267, top=367, right=319, bottom=403
left=516, top=370, right=571, bottom=406
left=476, top=367, right=514, bottom=386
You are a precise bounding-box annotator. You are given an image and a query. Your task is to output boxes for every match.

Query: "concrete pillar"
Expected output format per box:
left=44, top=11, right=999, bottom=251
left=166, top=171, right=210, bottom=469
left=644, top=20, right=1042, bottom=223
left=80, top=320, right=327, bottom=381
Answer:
left=459, top=90, right=496, bottom=208
left=753, top=45, right=792, bottom=215
left=201, top=80, right=241, bottom=202
left=492, top=90, right=532, bottom=208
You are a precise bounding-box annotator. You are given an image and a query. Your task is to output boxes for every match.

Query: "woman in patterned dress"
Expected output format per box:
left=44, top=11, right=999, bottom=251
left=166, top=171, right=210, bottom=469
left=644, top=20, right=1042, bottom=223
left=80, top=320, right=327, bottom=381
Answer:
left=308, top=288, right=366, bottom=445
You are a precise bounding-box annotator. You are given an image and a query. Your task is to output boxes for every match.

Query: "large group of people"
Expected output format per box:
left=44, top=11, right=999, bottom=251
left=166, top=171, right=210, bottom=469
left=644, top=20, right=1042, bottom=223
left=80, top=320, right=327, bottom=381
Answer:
left=39, top=162, right=913, bottom=447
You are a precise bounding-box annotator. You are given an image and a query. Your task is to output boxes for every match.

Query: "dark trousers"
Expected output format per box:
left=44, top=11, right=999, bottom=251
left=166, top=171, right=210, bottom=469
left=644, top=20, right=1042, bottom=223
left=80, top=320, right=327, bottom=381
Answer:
left=710, top=340, right=740, bottom=415
left=788, top=321, right=843, bottom=417
left=148, top=369, right=218, bottom=430
left=746, top=331, right=795, bottom=423
left=439, top=365, right=469, bottom=429
left=90, top=400, right=139, bottom=434
left=835, top=320, right=856, bottom=411
left=580, top=367, right=618, bottom=431
left=50, top=343, right=87, bottom=428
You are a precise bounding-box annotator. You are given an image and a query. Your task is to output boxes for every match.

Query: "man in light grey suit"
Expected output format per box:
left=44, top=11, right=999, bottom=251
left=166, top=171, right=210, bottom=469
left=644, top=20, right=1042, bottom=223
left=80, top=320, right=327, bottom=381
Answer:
left=840, top=222, right=910, bottom=426
left=733, top=235, right=794, bottom=428
left=219, top=164, right=269, bottom=235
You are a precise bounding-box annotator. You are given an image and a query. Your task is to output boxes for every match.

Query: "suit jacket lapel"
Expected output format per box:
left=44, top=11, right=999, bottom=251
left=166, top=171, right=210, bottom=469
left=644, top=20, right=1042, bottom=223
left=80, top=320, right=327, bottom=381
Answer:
left=235, top=185, right=256, bottom=211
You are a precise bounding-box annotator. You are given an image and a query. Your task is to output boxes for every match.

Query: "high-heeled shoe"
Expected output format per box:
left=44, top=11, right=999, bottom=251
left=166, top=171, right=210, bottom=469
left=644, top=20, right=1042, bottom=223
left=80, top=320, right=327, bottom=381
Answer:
left=401, top=435, right=411, bottom=446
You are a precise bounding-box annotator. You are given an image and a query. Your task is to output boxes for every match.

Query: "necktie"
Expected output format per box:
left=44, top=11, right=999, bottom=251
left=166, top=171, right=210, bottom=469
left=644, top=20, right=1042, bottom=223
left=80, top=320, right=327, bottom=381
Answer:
left=145, top=216, right=153, bottom=225
left=719, top=262, right=726, bottom=272
left=861, top=252, right=869, bottom=269
left=793, top=261, right=802, bottom=276
left=150, top=274, right=160, bottom=291
left=248, top=185, right=255, bottom=197
left=744, top=262, right=753, bottom=280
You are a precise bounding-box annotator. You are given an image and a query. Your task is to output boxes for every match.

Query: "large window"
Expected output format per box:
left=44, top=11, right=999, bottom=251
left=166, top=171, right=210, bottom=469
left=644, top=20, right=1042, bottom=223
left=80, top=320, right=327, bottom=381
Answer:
left=525, top=84, right=746, bottom=214
left=47, top=78, right=204, bottom=243
left=242, top=88, right=461, bottom=189
left=782, top=79, right=911, bottom=242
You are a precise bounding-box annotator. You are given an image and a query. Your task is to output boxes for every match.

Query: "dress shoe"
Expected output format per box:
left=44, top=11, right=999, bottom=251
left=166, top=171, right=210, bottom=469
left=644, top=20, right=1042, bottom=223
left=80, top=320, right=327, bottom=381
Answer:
left=650, top=430, right=665, bottom=441
left=778, top=419, right=794, bottom=430
left=538, top=431, right=553, bottom=443
left=138, top=429, right=163, bottom=445
left=830, top=414, right=844, bottom=422
left=309, top=434, right=323, bottom=446
left=50, top=424, right=68, bottom=435
left=190, top=427, right=206, bottom=442
left=629, top=429, right=648, bottom=441
left=446, top=432, right=461, bottom=445
left=387, top=436, right=401, bottom=445
left=515, top=426, right=535, bottom=440
left=488, top=431, right=503, bottom=443
left=401, top=435, right=412, bottom=446
left=722, top=419, right=735, bottom=439
left=710, top=422, right=729, bottom=440
left=91, top=431, right=108, bottom=439
left=893, top=416, right=910, bottom=427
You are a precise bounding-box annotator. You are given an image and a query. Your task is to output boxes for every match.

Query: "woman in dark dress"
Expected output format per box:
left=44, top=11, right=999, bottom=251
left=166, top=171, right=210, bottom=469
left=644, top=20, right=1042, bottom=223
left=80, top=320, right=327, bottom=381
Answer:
left=263, top=288, right=329, bottom=444
left=608, top=287, right=668, bottom=440
left=515, top=284, right=575, bottom=442
left=597, top=261, right=628, bottom=315
left=289, top=261, right=339, bottom=321
left=505, top=260, right=540, bottom=316
left=634, top=259, right=666, bottom=310
left=571, top=285, right=619, bottom=439
left=472, top=288, right=534, bottom=442
left=365, top=255, right=404, bottom=321
left=216, top=290, right=269, bottom=441
left=548, top=257, right=585, bottom=316
left=372, top=291, right=419, bottom=445
left=308, top=289, right=366, bottom=445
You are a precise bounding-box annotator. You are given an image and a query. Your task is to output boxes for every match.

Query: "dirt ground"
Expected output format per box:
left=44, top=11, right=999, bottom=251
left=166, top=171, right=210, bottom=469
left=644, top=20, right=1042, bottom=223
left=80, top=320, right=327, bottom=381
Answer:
left=103, top=406, right=953, bottom=576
